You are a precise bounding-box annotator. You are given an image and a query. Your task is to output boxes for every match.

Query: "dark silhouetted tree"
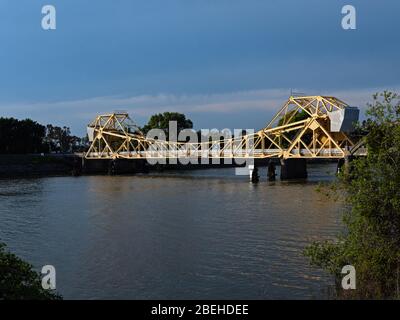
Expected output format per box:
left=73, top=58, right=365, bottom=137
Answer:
left=0, top=243, right=61, bottom=300
left=141, top=112, right=193, bottom=138
left=0, top=118, right=46, bottom=154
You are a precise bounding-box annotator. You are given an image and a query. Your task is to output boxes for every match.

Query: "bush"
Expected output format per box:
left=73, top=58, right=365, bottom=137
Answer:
left=0, top=243, right=61, bottom=300
left=305, top=91, right=400, bottom=299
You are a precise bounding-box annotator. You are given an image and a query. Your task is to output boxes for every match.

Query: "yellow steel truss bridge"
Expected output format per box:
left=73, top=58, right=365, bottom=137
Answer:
left=85, top=95, right=362, bottom=160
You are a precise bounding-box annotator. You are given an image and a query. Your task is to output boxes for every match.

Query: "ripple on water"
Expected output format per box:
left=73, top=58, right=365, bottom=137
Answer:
left=0, top=164, right=342, bottom=299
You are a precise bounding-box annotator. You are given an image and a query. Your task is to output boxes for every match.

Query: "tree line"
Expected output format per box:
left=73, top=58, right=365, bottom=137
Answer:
left=0, top=112, right=195, bottom=155
left=0, top=117, right=87, bottom=154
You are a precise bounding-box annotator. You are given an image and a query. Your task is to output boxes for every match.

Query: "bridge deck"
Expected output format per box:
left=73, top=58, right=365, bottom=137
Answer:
left=85, top=148, right=354, bottom=159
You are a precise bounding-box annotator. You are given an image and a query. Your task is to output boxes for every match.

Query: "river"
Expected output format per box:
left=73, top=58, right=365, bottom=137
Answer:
left=0, top=163, right=342, bottom=299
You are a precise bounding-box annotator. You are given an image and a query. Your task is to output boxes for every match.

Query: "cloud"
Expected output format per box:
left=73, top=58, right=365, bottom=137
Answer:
left=0, top=89, right=290, bottom=133
left=0, top=86, right=399, bottom=135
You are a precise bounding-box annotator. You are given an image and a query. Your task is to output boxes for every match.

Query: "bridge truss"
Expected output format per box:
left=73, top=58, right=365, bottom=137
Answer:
left=85, top=96, right=357, bottom=160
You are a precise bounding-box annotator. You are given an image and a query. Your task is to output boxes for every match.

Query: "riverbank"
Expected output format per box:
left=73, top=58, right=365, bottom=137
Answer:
left=0, top=154, right=340, bottom=178
left=0, top=154, right=80, bottom=178
left=0, top=154, right=251, bottom=178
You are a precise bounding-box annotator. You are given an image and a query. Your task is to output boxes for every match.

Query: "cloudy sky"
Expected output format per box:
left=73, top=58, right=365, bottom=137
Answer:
left=0, top=0, right=399, bottom=135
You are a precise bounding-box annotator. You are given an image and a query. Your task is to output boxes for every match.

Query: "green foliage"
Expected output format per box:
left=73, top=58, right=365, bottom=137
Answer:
left=44, top=124, right=82, bottom=153
left=278, top=109, right=308, bottom=127
left=0, top=117, right=85, bottom=154
left=141, top=112, right=193, bottom=137
left=0, top=243, right=61, bottom=300
left=305, top=91, right=400, bottom=299
left=0, top=117, right=47, bottom=154
left=277, top=110, right=310, bottom=147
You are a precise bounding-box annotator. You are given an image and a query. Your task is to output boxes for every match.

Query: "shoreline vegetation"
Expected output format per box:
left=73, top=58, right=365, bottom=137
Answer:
left=0, top=243, right=61, bottom=300
left=305, top=91, right=400, bottom=299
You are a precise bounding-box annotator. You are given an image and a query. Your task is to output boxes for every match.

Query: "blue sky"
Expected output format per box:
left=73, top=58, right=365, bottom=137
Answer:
left=0, top=0, right=399, bottom=135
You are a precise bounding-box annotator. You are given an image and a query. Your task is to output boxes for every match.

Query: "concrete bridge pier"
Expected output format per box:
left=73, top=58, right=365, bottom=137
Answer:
left=82, top=158, right=109, bottom=174
left=71, top=156, right=82, bottom=176
left=267, top=161, right=277, bottom=181
left=280, top=158, right=307, bottom=180
left=82, top=158, right=149, bottom=175
left=108, top=159, right=149, bottom=175
left=337, top=158, right=345, bottom=174
left=337, top=155, right=354, bottom=176
left=108, top=159, right=116, bottom=175
left=248, top=164, right=259, bottom=183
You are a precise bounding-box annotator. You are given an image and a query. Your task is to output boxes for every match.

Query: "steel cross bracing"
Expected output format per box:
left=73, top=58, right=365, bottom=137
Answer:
left=85, top=96, right=358, bottom=160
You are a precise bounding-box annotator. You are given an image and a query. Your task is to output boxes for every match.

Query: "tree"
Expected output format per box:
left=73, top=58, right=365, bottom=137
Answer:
left=278, top=109, right=309, bottom=126
left=141, top=112, right=193, bottom=138
left=277, top=110, right=310, bottom=147
left=44, top=124, right=81, bottom=153
left=0, top=117, right=85, bottom=154
left=0, top=118, right=46, bottom=154
left=0, top=243, right=61, bottom=300
left=305, top=91, right=400, bottom=299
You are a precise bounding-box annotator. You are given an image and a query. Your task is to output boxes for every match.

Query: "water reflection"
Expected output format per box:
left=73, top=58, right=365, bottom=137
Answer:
left=0, top=163, right=341, bottom=299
